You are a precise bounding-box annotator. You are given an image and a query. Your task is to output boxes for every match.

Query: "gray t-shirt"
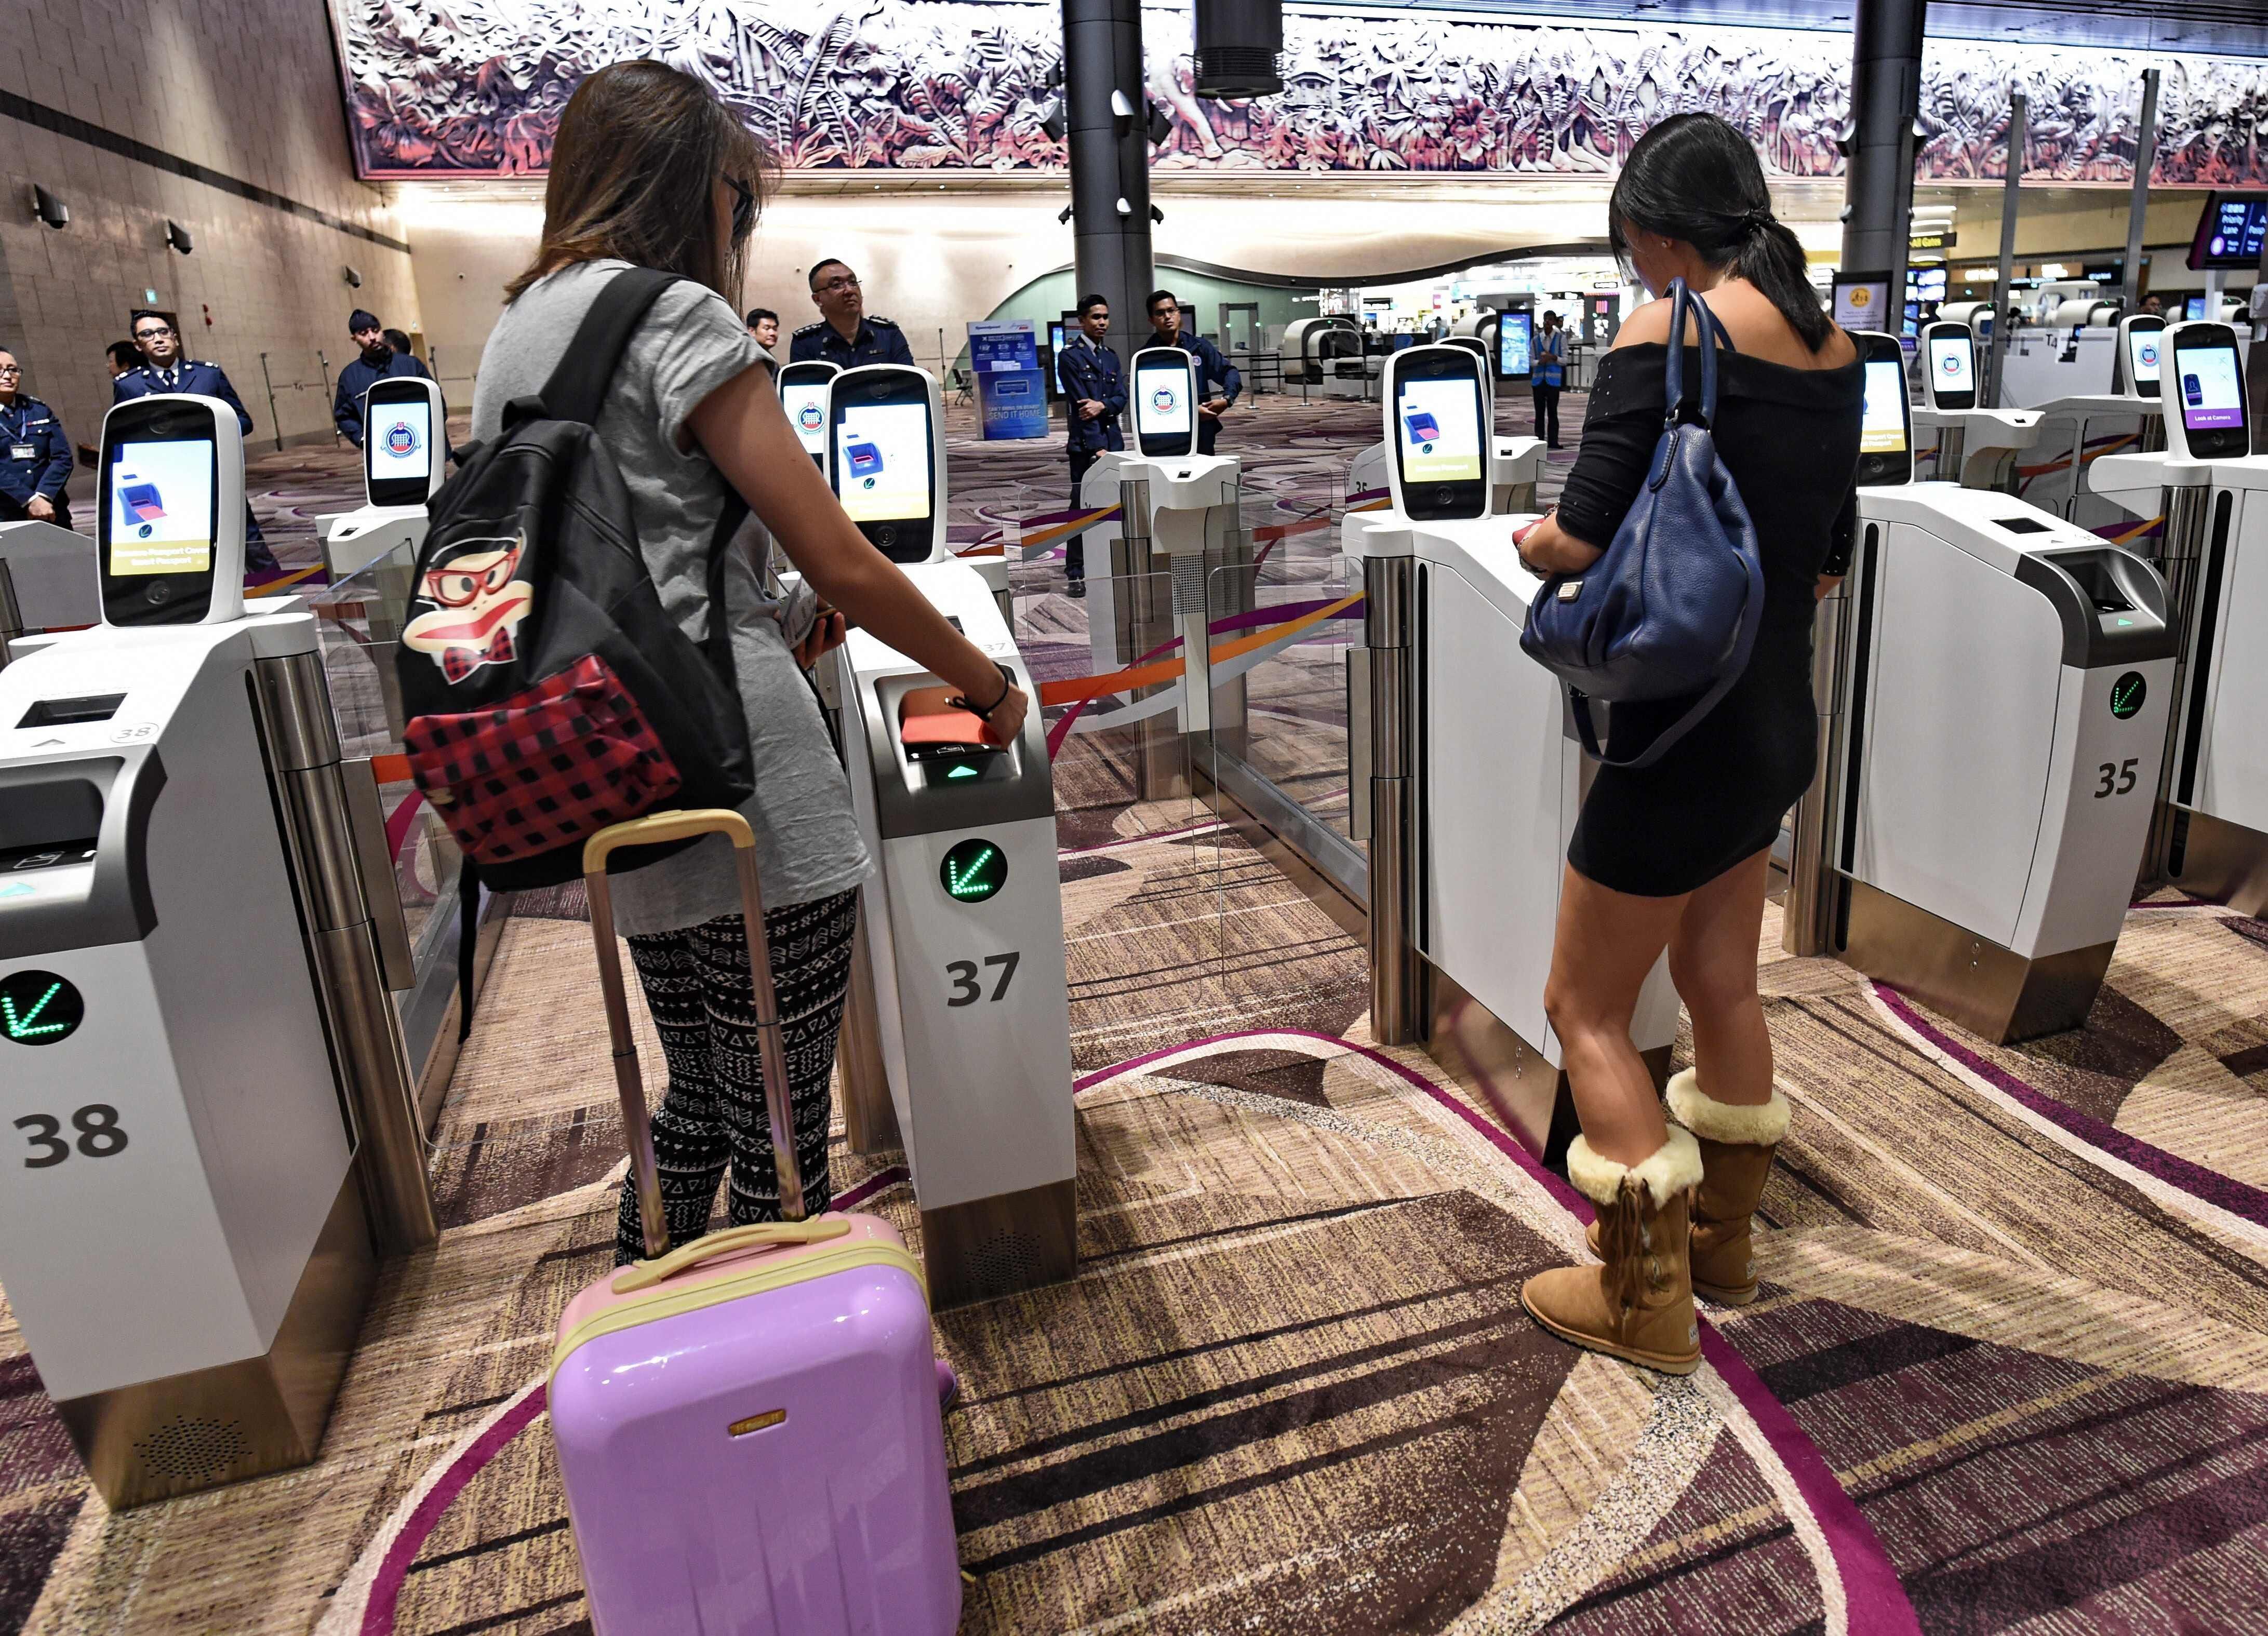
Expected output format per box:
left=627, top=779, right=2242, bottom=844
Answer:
left=470, top=259, right=869, bottom=934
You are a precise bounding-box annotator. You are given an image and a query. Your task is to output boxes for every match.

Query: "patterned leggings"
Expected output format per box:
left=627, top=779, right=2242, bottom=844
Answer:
left=615, top=889, right=860, bottom=1265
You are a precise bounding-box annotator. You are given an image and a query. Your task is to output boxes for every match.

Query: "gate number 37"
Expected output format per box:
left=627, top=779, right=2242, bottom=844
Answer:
left=2094, top=759, right=2139, bottom=799
left=946, top=952, right=1021, bottom=1006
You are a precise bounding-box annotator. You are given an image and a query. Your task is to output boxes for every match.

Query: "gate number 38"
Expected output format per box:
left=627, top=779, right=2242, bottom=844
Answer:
left=946, top=952, right=1021, bottom=1007
left=15, top=1105, right=128, bottom=1169
left=2094, top=758, right=2139, bottom=799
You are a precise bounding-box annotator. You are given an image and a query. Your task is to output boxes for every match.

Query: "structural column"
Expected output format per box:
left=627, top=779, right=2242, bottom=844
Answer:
left=1839, top=0, right=1927, bottom=333
left=1063, top=0, right=1155, bottom=367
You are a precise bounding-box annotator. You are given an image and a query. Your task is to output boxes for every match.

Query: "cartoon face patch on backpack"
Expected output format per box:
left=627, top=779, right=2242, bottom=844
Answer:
left=404, top=534, right=533, bottom=681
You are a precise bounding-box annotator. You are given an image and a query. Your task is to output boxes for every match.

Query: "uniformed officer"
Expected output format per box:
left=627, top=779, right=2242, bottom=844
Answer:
left=1144, top=289, right=1241, bottom=457
left=334, top=309, right=431, bottom=448
left=1056, top=294, right=1126, bottom=598
left=789, top=260, right=916, bottom=370
left=115, top=312, right=278, bottom=572
left=0, top=350, right=72, bottom=530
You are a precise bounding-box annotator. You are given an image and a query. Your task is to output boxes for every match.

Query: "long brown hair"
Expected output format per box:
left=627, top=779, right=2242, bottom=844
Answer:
left=506, top=61, right=771, bottom=303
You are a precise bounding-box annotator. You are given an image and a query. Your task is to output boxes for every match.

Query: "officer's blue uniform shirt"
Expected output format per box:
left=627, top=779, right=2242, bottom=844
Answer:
left=789, top=316, right=916, bottom=370
left=335, top=348, right=431, bottom=446
left=0, top=395, right=72, bottom=507
left=114, top=360, right=255, bottom=436
left=1058, top=335, right=1126, bottom=455
left=1152, top=330, right=1242, bottom=406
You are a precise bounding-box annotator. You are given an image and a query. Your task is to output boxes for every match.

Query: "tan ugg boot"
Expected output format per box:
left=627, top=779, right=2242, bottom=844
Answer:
left=1521, top=1127, right=1702, bottom=1375
left=1665, top=1069, right=1789, bottom=1306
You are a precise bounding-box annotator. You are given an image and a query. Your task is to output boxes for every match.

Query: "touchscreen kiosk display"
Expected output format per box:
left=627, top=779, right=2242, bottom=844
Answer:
left=1497, top=310, right=1532, bottom=379
left=2124, top=321, right=2163, bottom=397
left=1133, top=357, right=1194, bottom=453
left=783, top=380, right=830, bottom=459
left=1925, top=329, right=1975, bottom=407
left=109, top=438, right=215, bottom=574
left=1393, top=357, right=1487, bottom=519
left=2176, top=338, right=2245, bottom=448
left=366, top=398, right=432, bottom=497
left=1854, top=338, right=1913, bottom=485
left=833, top=400, right=931, bottom=522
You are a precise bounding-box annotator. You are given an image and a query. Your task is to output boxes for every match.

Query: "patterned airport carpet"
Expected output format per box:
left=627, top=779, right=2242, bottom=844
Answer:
left=10, top=386, right=2268, bottom=1634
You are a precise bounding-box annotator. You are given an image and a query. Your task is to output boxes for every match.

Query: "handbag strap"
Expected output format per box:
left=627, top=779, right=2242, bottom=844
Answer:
left=1658, top=279, right=1725, bottom=430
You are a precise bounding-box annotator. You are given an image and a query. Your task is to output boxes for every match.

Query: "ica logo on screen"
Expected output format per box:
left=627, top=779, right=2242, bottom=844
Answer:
left=384, top=420, right=421, bottom=458
left=1151, top=387, right=1178, bottom=413
left=797, top=403, right=824, bottom=433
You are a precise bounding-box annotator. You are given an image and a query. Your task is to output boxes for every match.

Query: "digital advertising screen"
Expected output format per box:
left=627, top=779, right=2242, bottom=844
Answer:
left=1497, top=310, right=1533, bottom=378
left=783, top=381, right=830, bottom=455
left=2126, top=327, right=2162, bottom=389
left=109, top=438, right=215, bottom=574
left=367, top=400, right=432, bottom=487
left=2178, top=343, right=2245, bottom=434
left=1135, top=361, right=1193, bottom=441
left=834, top=401, right=931, bottom=522
left=1396, top=377, right=1485, bottom=484
left=2186, top=193, right=2268, bottom=270
left=1860, top=359, right=1909, bottom=455
left=1925, top=331, right=1975, bottom=399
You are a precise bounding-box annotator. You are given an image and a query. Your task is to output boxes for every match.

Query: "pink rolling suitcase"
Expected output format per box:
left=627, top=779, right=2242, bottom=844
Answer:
left=549, top=810, right=962, bottom=1635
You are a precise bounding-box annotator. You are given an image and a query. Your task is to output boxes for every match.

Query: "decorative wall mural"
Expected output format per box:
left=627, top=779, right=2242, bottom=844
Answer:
left=330, top=0, right=2268, bottom=184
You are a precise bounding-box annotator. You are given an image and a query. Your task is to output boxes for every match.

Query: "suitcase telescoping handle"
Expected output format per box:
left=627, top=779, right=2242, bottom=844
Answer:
left=584, top=810, right=809, bottom=1262
left=612, top=1219, right=852, bottom=1293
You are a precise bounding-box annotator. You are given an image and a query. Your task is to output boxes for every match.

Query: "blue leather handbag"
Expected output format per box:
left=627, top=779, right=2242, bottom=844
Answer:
left=1517, top=279, right=1763, bottom=770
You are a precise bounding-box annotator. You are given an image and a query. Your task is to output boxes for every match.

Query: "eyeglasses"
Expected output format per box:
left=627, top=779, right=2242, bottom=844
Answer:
left=134, top=326, right=176, bottom=340
left=0, top=365, right=20, bottom=377
left=817, top=273, right=860, bottom=295
left=726, top=175, right=755, bottom=238
left=422, top=555, right=521, bottom=608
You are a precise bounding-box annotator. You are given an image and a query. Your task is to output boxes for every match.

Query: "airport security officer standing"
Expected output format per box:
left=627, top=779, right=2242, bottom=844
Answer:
left=790, top=259, right=916, bottom=369
left=0, top=348, right=72, bottom=529
left=1056, top=294, right=1126, bottom=598
left=334, top=309, right=431, bottom=448
left=1145, top=288, right=1240, bottom=457
left=115, top=311, right=278, bottom=572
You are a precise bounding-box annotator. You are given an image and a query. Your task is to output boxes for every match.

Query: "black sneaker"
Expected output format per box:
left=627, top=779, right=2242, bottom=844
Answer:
left=1067, top=579, right=1087, bottom=600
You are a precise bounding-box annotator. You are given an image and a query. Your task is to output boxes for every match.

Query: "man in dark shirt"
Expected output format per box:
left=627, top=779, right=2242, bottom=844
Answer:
left=1055, top=294, right=1126, bottom=597
left=1145, top=289, right=1240, bottom=457
left=789, top=260, right=916, bottom=369
left=334, top=309, right=430, bottom=448
left=745, top=309, right=780, bottom=350
left=115, top=310, right=277, bottom=572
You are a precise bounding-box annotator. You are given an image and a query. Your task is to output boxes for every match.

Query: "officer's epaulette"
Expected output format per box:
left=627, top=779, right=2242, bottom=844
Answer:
left=867, top=315, right=900, bottom=328
left=793, top=320, right=827, bottom=336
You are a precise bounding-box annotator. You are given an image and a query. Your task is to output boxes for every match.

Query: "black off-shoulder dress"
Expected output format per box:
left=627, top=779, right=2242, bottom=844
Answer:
left=1555, top=340, right=1864, bottom=897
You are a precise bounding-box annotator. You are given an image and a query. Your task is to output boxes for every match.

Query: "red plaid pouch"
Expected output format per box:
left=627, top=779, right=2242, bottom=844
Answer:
left=404, top=654, right=684, bottom=865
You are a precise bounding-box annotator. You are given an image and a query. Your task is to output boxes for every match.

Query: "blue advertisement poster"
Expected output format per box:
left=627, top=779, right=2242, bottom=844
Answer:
left=968, top=319, right=1049, bottom=440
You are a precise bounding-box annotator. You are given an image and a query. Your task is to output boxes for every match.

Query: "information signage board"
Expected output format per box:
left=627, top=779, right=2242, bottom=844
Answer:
left=967, top=319, right=1049, bottom=440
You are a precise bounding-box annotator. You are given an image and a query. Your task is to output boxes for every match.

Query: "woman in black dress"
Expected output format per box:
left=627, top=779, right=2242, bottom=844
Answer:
left=1512, top=114, right=1864, bottom=1374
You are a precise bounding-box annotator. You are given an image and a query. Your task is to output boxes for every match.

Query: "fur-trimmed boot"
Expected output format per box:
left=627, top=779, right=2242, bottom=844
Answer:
left=1665, top=1069, right=1789, bottom=1306
left=1520, top=1127, right=1702, bottom=1375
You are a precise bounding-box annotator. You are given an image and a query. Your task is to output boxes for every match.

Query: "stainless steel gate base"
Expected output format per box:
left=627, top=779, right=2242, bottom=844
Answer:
left=2164, top=808, right=2268, bottom=918
left=921, top=1178, right=1078, bottom=1311
left=1421, top=962, right=1670, bottom=1172
left=52, top=1173, right=375, bottom=1509
left=1839, top=880, right=2114, bottom=1044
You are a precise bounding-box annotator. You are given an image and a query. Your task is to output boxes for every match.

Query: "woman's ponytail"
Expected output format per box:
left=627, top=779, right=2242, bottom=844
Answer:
left=1735, top=214, right=1832, bottom=352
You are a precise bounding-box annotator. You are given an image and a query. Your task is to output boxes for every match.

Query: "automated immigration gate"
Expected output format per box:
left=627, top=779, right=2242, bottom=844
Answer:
left=0, top=393, right=437, bottom=1508
left=1346, top=342, right=1678, bottom=1156
left=324, top=374, right=447, bottom=581
left=1783, top=333, right=2177, bottom=1042
left=2089, top=319, right=2268, bottom=914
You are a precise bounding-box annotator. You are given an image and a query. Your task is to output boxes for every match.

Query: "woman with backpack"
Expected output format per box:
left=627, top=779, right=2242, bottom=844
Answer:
left=1532, top=310, right=1566, bottom=449
left=1507, top=113, right=1862, bottom=1373
left=469, top=60, right=1030, bottom=1263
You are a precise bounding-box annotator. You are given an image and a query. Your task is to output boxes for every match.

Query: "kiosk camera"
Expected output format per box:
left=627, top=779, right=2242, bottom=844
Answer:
left=778, top=359, right=839, bottom=471
left=2089, top=320, right=2268, bottom=911
left=1790, top=334, right=2177, bottom=1040
left=1344, top=343, right=1678, bottom=1144
left=828, top=364, right=947, bottom=565
left=324, top=375, right=447, bottom=582
left=834, top=564, right=1073, bottom=1308
left=0, top=392, right=436, bottom=1506
left=2113, top=314, right=2163, bottom=400
left=1912, top=318, right=2043, bottom=490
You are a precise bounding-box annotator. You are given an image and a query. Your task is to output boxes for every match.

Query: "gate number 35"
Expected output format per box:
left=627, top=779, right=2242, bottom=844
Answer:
left=2094, top=758, right=2140, bottom=799
left=946, top=952, right=1021, bottom=1006
left=15, top=1105, right=128, bottom=1169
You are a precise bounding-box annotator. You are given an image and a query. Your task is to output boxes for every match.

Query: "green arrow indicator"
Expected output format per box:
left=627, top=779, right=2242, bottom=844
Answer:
left=0, top=971, right=83, bottom=1045
left=4, top=983, right=64, bottom=1039
left=946, top=763, right=979, bottom=780
left=939, top=838, right=1007, bottom=903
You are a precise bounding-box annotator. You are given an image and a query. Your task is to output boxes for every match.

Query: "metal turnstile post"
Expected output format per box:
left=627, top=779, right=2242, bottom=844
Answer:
left=1783, top=575, right=1852, bottom=956
left=251, top=650, right=440, bottom=1253
left=2140, top=478, right=2214, bottom=885
left=1112, top=477, right=1186, bottom=797
left=0, top=559, right=20, bottom=671
left=1364, top=554, right=1425, bottom=1042
left=1936, top=422, right=1968, bottom=487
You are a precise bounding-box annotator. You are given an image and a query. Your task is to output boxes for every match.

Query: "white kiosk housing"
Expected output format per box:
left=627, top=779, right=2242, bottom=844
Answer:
left=1349, top=343, right=1678, bottom=1152
left=1911, top=318, right=2043, bottom=489
left=1790, top=334, right=2178, bottom=1041
left=324, top=374, right=447, bottom=581
left=2016, top=314, right=2167, bottom=528
left=2089, top=319, right=2268, bottom=913
left=778, top=358, right=839, bottom=471
left=0, top=393, right=435, bottom=1506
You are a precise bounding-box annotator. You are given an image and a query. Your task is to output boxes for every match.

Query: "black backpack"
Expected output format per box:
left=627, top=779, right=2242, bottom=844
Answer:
left=396, top=267, right=753, bottom=897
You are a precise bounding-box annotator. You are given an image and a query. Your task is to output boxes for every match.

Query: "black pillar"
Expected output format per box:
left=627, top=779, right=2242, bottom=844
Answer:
left=1840, top=0, right=1927, bottom=334
left=1063, top=0, right=1154, bottom=364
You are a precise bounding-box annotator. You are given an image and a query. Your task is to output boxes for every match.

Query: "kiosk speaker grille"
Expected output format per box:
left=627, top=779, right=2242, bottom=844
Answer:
left=966, top=1229, right=1044, bottom=1298
left=132, top=1415, right=250, bottom=1479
